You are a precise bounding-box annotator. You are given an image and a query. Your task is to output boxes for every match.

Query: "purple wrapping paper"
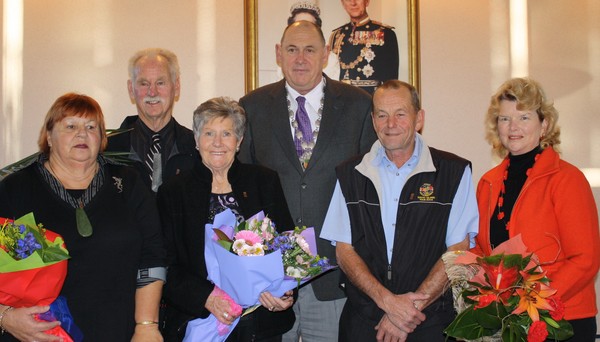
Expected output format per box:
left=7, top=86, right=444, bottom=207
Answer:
left=183, top=209, right=328, bottom=342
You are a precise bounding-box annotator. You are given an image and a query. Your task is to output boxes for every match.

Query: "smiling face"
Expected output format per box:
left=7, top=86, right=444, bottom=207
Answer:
left=198, top=117, right=240, bottom=173
left=47, top=115, right=101, bottom=166
left=372, top=87, right=424, bottom=164
left=128, top=55, right=180, bottom=129
left=497, top=100, right=548, bottom=156
left=276, top=22, right=329, bottom=95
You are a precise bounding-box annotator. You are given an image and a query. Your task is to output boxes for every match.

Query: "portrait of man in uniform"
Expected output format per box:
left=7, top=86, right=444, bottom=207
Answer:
left=252, top=0, right=416, bottom=92
left=330, top=0, right=399, bottom=94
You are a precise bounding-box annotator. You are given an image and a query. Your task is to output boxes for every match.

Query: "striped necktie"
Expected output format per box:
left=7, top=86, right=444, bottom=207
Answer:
left=146, top=133, right=162, bottom=191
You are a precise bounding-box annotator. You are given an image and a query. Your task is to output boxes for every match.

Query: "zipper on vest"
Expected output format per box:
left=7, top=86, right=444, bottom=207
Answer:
left=387, top=264, right=392, bottom=281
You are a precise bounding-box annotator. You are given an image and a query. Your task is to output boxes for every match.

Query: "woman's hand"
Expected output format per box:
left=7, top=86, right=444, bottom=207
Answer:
left=1, top=305, right=62, bottom=342
left=205, top=287, right=241, bottom=325
left=132, top=324, right=162, bottom=342
left=259, top=290, right=294, bottom=312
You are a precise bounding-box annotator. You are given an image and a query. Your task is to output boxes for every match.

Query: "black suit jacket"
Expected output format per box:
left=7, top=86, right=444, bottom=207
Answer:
left=239, top=75, right=376, bottom=300
left=157, top=159, right=295, bottom=341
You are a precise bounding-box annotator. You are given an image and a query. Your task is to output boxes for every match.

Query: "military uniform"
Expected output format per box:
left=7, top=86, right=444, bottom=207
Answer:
left=330, top=17, right=399, bottom=94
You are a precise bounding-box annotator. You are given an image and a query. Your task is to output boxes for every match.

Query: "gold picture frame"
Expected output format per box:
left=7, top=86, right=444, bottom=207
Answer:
left=244, top=0, right=421, bottom=94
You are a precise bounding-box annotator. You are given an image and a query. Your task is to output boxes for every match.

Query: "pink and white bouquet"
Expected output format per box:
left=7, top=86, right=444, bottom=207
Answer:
left=183, top=209, right=334, bottom=342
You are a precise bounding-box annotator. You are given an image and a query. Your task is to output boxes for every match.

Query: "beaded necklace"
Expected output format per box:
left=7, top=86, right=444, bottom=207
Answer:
left=496, top=152, right=541, bottom=230
left=287, top=83, right=325, bottom=170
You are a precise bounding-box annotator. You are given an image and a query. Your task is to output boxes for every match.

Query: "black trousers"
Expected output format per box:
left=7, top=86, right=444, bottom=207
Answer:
left=558, top=317, right=597, bottom=342
left=338, top=302, right=456, bottom=342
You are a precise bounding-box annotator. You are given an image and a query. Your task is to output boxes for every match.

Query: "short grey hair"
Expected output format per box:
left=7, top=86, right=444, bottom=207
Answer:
left=193, top=97, right=246, bottom=142
left=128, top=48, right=180, bottom=82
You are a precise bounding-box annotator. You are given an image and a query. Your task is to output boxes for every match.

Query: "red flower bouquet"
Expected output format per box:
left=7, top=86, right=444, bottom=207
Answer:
left=0, top=213, right=75, bottom=341
left=443, top=235, right=573, bottom=342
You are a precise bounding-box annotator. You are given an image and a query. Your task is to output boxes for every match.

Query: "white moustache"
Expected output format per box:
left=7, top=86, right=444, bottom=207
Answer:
left=144, top=96, right=162, bottom=104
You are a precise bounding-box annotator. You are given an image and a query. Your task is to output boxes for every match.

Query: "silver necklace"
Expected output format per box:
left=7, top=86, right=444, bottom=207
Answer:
left=287, top=84, right=325, bottom=169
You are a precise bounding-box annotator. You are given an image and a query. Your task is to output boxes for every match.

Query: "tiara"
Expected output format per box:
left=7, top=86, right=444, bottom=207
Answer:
left=290, top=1, right=321, bottom=16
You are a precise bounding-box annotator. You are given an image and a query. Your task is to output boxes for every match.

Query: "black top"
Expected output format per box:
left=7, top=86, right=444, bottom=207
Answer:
left=131, top=118, right=176, bottom=174
left=490, top=146, right=542, bottom=248
left=106, top=115, right=200, bottom=192
left=157, top=159, right=295, bottom=341
left=0, top=162, right=165, bottom=342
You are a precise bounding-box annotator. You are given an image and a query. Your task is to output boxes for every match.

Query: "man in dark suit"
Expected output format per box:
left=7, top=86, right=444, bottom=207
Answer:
left=239, top=21, right=376, bottom=341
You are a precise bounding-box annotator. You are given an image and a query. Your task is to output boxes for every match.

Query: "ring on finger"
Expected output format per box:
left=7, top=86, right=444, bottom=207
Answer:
left=223, top=312, right=229, bottom=319
left=269, top=306, right=274, bottom=311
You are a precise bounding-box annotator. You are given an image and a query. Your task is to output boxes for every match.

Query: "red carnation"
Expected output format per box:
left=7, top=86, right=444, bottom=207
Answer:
left=549, top=297, right=565, bottom=321
left=527, top=321, right=548, bottom=342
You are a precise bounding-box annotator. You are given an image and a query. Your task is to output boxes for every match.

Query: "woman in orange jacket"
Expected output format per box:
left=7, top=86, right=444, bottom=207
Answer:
left=473, top=77, right=600, bottom=341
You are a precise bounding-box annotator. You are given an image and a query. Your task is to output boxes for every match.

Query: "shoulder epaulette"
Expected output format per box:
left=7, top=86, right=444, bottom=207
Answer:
left=370, top=20, right=395, bottom=30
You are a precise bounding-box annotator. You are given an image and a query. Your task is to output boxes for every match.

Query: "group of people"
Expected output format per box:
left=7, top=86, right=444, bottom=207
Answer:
left=0, top=4, right=598, bottom=342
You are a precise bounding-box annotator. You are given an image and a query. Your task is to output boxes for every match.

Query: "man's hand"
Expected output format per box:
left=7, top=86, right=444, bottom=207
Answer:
left=381, top=292, right=428, bottom=333
left=375, top=314, right=408, bottom=342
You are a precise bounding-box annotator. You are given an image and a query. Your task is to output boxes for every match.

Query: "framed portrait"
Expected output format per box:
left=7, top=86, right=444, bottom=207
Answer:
left=244, top=0, right=420, bottom=93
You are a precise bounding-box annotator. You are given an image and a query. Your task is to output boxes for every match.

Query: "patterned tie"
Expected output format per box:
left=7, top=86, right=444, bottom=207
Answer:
left=294, top=96, right=313, bottom=157
left=146, top=133, right=162, bottom=191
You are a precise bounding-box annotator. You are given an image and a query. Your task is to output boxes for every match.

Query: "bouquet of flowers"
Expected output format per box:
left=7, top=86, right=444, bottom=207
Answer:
left=0, top=213, right=82, bottom=341
left=183, top=209, right=334, bottom=342
left=442, top=235, right=573, bottom=342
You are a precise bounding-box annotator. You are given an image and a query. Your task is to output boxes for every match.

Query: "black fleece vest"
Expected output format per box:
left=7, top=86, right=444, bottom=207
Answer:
left=336, top=147, right=470, bottom=324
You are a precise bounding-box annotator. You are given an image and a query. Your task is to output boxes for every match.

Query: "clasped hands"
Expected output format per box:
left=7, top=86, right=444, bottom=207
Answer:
left=206, top=288, right=294, bottom=325
left=375, top=292, right=429, bottom=342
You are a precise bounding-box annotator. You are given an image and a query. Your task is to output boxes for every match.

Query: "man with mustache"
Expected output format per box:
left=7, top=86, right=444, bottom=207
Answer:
left=107, top=48, right=198, bottom=192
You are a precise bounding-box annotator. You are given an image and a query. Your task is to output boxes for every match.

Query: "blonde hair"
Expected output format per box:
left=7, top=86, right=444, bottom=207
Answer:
left=485, top=77, right=560, bottom=158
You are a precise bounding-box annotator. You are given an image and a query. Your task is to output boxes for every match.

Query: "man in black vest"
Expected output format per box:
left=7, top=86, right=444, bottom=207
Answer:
left=321, top=80, right=478, bottom=341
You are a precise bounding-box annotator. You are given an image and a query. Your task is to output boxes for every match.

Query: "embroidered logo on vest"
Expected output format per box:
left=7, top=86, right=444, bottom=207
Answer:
left=417, top=183, right=435, bottom=201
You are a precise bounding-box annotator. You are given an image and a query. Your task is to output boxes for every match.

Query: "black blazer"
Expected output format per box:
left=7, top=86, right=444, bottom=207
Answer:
left=239, top=75, right=376, bottom=300
left=157, top=159, right=295, bottom=341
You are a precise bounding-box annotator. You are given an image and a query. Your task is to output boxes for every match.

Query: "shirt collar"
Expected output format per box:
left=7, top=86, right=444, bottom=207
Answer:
left=372, top=133, right=423, bottom=170
left=285, top=77, right=326, bottom=110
